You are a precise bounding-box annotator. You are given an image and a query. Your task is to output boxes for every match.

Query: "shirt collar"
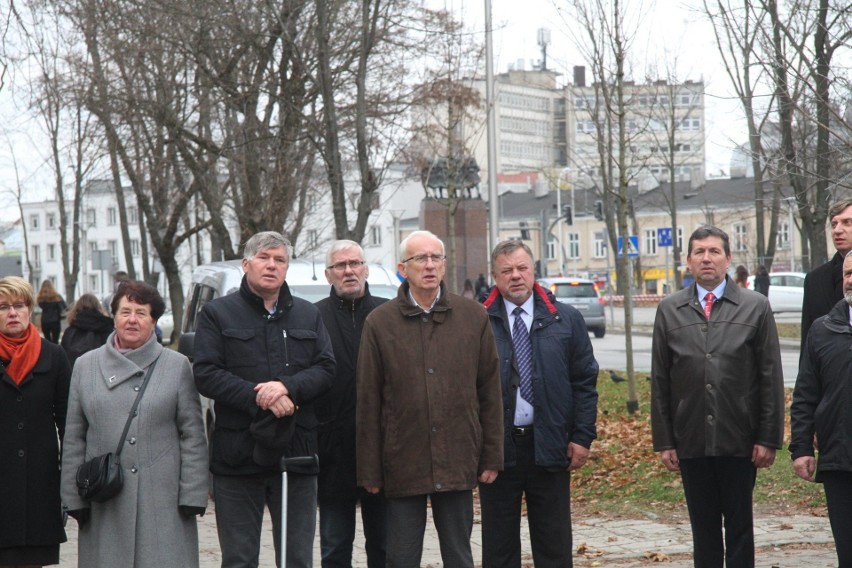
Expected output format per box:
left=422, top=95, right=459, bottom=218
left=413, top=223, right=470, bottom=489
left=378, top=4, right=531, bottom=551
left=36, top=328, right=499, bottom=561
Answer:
left=696, top=279, right=726, bottom=302
left=506, top=293, right=535, bottom=319
left=408, top=286, right=441, bottom=313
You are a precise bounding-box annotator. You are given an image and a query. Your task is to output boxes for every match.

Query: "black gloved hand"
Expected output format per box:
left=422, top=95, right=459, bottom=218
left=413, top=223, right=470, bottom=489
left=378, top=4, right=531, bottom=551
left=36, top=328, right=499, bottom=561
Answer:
left=179, top=505, right=206, bottom=517
left=67, top=508, right=91, bottom=527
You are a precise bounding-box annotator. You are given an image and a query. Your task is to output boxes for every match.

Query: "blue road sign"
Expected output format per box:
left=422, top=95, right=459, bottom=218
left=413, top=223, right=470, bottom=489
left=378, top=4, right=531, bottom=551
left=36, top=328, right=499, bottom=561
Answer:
left=617, top=235, right=640, bottom=257
left=658, top=227, right=673, bottom=247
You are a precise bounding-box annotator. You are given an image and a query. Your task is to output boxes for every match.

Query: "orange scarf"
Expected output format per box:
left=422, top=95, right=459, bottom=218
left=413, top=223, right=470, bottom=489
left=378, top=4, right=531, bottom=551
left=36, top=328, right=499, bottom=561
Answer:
left=0, top=323, right=43, bottom=385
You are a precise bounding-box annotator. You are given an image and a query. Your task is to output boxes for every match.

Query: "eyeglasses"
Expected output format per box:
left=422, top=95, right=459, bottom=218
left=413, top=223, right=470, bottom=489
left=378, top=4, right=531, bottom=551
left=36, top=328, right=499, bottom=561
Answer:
left=0, top=302, right=28, bottom=313
left=401, top=254, right=446, bottom=265
left=328, top=260, right=366, bottom=272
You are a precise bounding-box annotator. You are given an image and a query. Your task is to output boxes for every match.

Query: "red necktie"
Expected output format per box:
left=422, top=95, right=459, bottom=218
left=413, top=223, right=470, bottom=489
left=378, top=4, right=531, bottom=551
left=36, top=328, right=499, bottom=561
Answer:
left=703, top=292, right=715, bottom=320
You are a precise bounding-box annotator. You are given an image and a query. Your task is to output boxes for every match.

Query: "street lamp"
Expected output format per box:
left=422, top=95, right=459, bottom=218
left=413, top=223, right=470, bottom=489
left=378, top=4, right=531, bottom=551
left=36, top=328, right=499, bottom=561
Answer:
left=557, top=167, right=573, bottom=276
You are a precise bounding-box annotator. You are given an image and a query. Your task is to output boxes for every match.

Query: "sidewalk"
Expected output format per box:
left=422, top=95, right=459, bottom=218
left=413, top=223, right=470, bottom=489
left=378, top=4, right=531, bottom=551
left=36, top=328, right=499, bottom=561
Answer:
left=58, top=498, right=837, bottom=567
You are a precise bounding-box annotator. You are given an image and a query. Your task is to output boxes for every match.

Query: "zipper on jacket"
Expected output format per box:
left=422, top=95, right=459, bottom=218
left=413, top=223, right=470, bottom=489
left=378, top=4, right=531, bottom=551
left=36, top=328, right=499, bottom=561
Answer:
left=282, top=329, right=290, bottom=369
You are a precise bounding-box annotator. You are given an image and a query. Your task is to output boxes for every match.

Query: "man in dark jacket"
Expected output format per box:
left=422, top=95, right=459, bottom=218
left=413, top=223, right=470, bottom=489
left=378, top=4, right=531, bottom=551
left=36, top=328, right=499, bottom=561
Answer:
left=801, top=198, right=852, bottom=351
left=194, top=231, right=335, bottom=568
left=315, top=240, right=387, bottom=568
left=651, top=226, right=784, bottom=568
left=480, top=240, right=599, bottom=568
left=791, top=250, right=852, bottom=567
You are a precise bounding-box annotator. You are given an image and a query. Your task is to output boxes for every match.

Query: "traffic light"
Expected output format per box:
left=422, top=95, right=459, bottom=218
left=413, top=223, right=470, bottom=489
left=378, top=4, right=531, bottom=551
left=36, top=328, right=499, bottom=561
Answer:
left=594, top=200, right=604, bottom=221
left=563, top=205, right=573, bottom=225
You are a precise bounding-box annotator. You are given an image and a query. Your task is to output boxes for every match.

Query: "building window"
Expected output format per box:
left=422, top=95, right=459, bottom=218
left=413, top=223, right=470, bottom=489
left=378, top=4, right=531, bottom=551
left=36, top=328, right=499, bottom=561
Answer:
left=107, top=207, right=117, bottom=226
left=733, top=223, right=748, bottom=252
left=31, top=245, right=41, bottom=268
left=46, top=213, right=56, bottom=229
left=89, top=274, right=98, bottom=293
left=644, top=229, right=658, bottom=255
left=546, top=239, right=556, bottom=260
left=367, top=225, right=382, bottom=247
left=86, top=208, right=97, bottom=227
left=594, top=232, right=608, bottom=258
left=676, top=227, right=684, bottom=253
left=131, top=239, right=140, bottom=257
left=47, top=244, right=56, bottom=261
left=128, top=206, right=138, bottom=225
left=776, top=221, right=790, bottom=250
left=108, top=240, right=118, bottom=261
left=89, top=241, right=98, bottom=255
left=567, top=233, right=580, bottom=259
left=29, top=215, right=40, bottom=231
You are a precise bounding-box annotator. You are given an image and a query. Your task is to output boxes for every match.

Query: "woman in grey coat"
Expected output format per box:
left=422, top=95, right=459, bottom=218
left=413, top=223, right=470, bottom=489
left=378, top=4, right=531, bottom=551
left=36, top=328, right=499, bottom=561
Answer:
left=60, top=281, right=208, bottom=568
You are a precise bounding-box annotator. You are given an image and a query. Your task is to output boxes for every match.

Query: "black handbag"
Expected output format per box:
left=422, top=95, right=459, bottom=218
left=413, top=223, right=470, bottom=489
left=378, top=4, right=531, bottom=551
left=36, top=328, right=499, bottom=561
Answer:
left=76, top=357, right=159, bottom=502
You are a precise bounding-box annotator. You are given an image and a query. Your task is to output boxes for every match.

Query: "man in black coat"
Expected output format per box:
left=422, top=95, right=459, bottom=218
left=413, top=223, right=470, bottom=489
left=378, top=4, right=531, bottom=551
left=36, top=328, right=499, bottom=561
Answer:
left=194, top=231, right=335, bottom=568
left=801, top=198, right=852, bottom=351
left=314, top=240, right=387, bottom=568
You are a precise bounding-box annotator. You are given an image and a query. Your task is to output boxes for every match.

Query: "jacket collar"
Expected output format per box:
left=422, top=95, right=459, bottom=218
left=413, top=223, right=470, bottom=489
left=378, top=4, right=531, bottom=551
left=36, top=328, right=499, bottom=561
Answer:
left=99, top=331, right=163, bottom=388
left=679, top=275, right=742, bottom=309
left=328, top=282, right=373, bottom=311
left=239, top=275, right=294, bottom=320
left=483, top=282, right=558, bottom=316
left=821, top=298, right=852, bottom=334
left=396, top=280, right=450, bottom=317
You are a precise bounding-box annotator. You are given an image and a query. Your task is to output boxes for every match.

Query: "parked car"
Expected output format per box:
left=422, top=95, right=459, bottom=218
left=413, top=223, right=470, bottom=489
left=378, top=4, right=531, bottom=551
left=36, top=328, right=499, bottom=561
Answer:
left=746, top=271, right=805, bottom=313
left=536, top=277, right=606, bottom=338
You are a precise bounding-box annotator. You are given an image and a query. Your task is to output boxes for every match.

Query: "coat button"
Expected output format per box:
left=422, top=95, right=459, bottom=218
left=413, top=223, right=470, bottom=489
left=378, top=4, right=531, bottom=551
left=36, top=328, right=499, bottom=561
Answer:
left=131, top=467, right=138, bottom=473
left=431, top=426, right=438, bottom=432
left=17, top=450, right=24, bottom=457
left=427, top=368, right=434, bottom=374
left=129, top=437, right=136, bottom=445
left=134, top=386, right=141, bottom=392
left=17, top=422, right=24, bottom=429
left=16, top=395, right=22, bottom=402
left=705, top=353, right=712, bottom=360
left=705, top=384, right=713, bottom=391
left=706, top=414, right=714, bottom=424
left=435, top=483, right=443, bottom=490
left=422, top=316, right=428, bottom=323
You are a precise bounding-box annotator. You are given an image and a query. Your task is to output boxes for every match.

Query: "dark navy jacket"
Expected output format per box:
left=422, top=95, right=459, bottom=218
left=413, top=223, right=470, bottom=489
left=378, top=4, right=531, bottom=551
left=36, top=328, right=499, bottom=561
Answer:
left=194, top=276, right=335, bottom=476
left=484, top=283, right=599, bottom=468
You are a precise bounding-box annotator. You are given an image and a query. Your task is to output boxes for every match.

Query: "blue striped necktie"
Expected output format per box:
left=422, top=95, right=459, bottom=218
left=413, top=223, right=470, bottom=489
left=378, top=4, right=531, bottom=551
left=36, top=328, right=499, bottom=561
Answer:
left=512, top=306, right=534, bottom=404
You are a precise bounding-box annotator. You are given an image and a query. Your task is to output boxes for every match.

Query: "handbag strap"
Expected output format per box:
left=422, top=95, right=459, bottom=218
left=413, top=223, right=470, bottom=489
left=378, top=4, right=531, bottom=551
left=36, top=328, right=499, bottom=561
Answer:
left=114, top=355, right=160, bottom=457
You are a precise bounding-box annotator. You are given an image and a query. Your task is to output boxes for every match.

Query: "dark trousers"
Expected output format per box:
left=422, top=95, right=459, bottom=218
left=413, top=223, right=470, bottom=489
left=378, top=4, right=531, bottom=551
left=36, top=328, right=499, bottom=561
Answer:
left=385, top=490, right=474, bottom=568
left=479, top=431, right=573, bottom=568
left=679, top=457, right=756, bottom=568
left=319, top=489, right=387, bottom=568
left=213, top=472, right=317, bottom=568
left=42, top=321, right=60, bottom=343
left=821, top=471, right=852, bottom=567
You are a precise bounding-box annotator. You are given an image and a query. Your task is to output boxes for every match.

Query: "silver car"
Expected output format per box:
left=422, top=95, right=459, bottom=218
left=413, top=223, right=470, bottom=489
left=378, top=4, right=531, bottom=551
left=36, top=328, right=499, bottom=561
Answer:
left=537, top=277, right=606, bottom=338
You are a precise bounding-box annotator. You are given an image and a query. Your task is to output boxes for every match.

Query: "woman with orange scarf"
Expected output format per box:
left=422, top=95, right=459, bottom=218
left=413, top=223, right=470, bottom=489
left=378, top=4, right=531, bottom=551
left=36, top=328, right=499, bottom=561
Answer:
left=0, top=276, right=71, bottom=567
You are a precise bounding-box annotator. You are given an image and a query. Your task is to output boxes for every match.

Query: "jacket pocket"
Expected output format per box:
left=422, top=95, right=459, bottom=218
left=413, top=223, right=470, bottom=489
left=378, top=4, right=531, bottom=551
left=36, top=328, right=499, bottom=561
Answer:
left=212, top=427, right=254, bottom=468
left=222, top=328, right=260, bottom=367
left=284, top=328, right=319, bottom=371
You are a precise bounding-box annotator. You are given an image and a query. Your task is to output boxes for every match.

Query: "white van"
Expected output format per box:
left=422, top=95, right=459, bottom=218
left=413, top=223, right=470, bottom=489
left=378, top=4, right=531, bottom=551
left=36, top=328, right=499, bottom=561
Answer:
left=178, top=258, right=399, bottom=359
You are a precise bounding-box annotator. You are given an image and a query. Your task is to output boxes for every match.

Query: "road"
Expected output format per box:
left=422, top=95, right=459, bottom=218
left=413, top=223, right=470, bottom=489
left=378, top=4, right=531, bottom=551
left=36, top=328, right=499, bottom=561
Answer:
left=593, top=306, right=802, bottom=388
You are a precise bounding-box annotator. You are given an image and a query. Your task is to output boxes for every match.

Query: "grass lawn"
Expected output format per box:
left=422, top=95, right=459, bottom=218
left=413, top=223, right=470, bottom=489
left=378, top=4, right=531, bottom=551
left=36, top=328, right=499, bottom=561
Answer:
left=572, top=369, right=826, bottom=519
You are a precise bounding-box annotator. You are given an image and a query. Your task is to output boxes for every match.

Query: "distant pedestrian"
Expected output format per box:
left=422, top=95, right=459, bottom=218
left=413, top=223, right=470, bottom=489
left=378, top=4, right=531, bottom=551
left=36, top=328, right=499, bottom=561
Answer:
left=60, top=293, right=114, bottom=367
left=734, top=265, right=749, bottom=288
left=475, top=273, right=488, bottom=296
left=753, top=266, right=770, bottom=297
left=101, top=270, right=130, bottom=314
left=791, top=250, right=852, bottom=568
left=37, top=280, right=66, bottom=343
left=651, top=226, right=784, bottom=567
left=462, top=278, right=476, bottom=299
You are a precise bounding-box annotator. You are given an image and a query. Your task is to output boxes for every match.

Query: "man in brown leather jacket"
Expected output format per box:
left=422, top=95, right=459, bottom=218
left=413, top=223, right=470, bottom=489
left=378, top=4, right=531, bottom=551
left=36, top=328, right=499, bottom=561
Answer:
left=651, top=225, right=784, bottom=568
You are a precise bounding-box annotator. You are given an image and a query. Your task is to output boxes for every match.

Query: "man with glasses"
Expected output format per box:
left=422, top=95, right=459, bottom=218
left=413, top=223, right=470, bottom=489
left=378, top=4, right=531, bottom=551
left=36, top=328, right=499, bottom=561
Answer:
left=481, top=240, right=599, bottom=568
left=356, top=230, right=504, bottom=567
left=314, top=240, right=387, bottom=567
left=194, top=231, right=335, bottom=568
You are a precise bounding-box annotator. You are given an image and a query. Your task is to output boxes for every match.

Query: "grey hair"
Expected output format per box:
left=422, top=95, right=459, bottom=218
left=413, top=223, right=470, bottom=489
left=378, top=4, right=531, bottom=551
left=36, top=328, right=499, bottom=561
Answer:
left=325, top=240, right=364, bottom=267
left=243, top=231, right=293, bottom=260
left=399, top=230, right=445, bottom=261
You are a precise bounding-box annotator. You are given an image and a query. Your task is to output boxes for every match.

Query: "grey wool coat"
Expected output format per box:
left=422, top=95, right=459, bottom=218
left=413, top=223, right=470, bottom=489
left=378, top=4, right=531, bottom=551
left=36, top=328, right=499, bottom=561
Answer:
left=60, top=332, right=208, bottom=568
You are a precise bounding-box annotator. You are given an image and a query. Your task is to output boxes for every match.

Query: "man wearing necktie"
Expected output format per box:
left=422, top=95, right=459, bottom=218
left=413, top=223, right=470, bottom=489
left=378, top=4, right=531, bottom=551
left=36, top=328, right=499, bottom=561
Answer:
left=651, top=226, right=784, bottom=568
left=481, top=240, right=599, bottom=568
